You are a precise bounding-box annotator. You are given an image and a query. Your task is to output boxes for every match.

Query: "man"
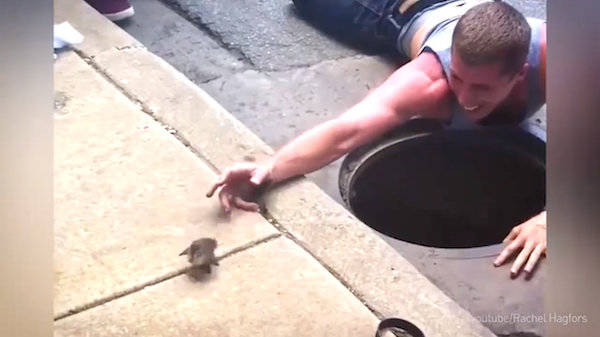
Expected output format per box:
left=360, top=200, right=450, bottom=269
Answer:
left=207, top=1, right=547, bottom=278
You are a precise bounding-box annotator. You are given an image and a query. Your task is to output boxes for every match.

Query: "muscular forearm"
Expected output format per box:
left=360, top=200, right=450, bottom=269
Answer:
left=265, top=118, right=351, bottom=184
left=260, top=54, right=447, bottom=185
left=263, top=99, right=407, bottom=184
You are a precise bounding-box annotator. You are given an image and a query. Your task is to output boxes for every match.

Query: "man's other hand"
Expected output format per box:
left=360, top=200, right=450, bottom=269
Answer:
left=206, top=163, right=271, bottom=214
left=493, top=211, right=547, bottom=277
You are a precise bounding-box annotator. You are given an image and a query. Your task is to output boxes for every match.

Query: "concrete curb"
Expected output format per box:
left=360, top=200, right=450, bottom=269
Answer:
left=92, top=47, right=275, bottom=169
left=57, top=1, right=496, bottom=336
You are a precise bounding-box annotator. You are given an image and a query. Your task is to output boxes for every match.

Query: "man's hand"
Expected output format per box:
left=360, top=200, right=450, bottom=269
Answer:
left=494, top=211, right=547, bottom=277
left=206, top=163, right=271, bottom=214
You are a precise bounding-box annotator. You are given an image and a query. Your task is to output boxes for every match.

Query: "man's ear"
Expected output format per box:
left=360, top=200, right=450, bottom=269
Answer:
left=515, top=62, right=529, bottom=82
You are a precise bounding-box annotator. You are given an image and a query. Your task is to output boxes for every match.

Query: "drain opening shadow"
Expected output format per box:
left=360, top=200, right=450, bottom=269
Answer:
left=340, top=121, right=546, bottom=248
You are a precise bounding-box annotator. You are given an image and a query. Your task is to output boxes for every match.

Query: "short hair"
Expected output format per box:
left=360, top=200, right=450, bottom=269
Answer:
left=452, top=1, right=531, bottom=75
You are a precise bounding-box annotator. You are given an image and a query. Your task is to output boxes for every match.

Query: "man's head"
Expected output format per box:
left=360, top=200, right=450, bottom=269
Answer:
left=449, top=1, right=531, bottom=121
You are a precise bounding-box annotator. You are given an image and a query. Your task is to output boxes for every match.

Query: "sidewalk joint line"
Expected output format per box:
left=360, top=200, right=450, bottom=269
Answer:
left=217, top=233, right=282, bottom=261
left=54, top=233, right=281, bottom=321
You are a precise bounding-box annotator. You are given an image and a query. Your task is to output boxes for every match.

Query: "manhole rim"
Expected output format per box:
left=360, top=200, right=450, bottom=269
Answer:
left=338, top=120, right=546, bottom=249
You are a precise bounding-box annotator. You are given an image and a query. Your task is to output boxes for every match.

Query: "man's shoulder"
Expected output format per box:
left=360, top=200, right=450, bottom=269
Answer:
left=404, top=51, right=446, bottom=83
left=392, top=53, right=452, bottom=120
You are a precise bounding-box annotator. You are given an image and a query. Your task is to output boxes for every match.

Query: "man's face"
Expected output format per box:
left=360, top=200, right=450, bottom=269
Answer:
left=448, top=51, right=527, bottom=121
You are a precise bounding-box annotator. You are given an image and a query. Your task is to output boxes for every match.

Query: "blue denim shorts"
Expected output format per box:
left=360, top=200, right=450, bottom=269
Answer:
left=293, top=0, right=449, bottom=54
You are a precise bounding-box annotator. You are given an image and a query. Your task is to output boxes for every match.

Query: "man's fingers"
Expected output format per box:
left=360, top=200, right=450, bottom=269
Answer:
left=219, top=190, right=232, bottom=213
left=511, top=241, right=535, bottom=276
left=224, top=194, right=233, bottom=214
left=233, top=197, right=260, bottom=212
left=493, top=250, right=509, bottom=267
left=208, top=164, right=260, bottom=197
left=503, top=225, right=521, bottom=243
left=207, top=169, right=232, bottom=198
left=524, top=244, right=546, bottom=273
left=206, top=180, right=224, bottom=198
left=494, top=237, right=524, bottom=266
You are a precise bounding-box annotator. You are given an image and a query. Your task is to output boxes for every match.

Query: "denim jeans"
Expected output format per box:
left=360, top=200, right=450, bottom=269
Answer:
left=293, top=0, right=448, bottom=54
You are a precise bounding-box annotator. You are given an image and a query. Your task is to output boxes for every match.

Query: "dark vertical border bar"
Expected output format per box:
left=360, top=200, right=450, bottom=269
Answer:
left=0, top=1, right=54, bottom=337
left=547, top=0, right=600, bottom=335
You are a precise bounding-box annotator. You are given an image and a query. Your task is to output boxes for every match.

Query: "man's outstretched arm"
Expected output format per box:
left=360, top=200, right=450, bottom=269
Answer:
left=207, top=52, right=450, bottom=212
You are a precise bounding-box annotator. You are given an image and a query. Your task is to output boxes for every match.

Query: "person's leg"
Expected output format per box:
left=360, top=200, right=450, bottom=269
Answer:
left=85, top=0, right=135, bottom=21
left=292, top=0, right=403, bottom=51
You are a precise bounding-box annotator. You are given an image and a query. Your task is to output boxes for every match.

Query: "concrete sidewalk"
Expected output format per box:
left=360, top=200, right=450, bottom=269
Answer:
left=53, top=1, right=495, bottom=336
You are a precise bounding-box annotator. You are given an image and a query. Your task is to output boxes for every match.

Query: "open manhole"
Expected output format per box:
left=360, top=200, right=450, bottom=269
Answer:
left=339, top=119, right=546, bottom=249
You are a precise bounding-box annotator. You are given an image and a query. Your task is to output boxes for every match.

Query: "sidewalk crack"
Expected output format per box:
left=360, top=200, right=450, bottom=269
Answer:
left=54, top=233, right=281, bottom=321
left=115, top=45, right=146, bottom=51
left=158, top=0, right=256, bottom=69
